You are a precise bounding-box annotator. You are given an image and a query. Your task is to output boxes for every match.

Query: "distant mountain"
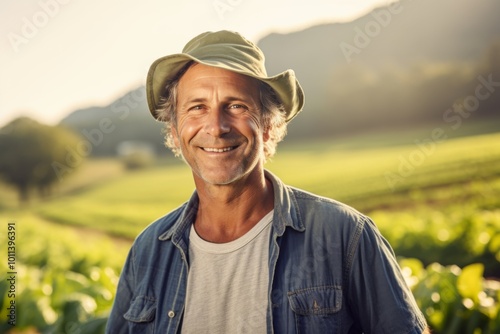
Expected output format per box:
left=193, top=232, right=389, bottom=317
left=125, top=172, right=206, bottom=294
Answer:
left=260, top=0, right=500, bottom=70
left=258, top=0, right=500, bottom=137
left=60, top=87, right=165, bottom=156
left=60, top=0, right=500, bottom=156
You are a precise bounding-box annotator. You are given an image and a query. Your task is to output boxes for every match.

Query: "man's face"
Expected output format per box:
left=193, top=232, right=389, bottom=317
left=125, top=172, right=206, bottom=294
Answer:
left=172, top=63, right=268, bottom=186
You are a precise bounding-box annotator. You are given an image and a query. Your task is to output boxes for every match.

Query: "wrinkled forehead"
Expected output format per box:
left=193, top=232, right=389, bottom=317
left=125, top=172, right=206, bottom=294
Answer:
left=178, top=63, right=262, bottom=97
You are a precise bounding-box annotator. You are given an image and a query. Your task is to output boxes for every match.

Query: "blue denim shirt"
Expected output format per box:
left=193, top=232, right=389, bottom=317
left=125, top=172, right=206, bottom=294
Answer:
left=106, top=170, right=427, bottom=333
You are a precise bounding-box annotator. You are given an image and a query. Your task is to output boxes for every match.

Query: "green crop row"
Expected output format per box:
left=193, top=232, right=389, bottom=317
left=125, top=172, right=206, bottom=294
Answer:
left=0, top=214, right=128, bottom=333
left=371, top=179, right=500, bottom=278
left=0, top=264, right=115, bottom=333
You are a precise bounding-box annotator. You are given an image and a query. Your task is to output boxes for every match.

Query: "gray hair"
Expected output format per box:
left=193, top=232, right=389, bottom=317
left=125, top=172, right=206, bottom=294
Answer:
left=156, top=62, right=288, bottom=161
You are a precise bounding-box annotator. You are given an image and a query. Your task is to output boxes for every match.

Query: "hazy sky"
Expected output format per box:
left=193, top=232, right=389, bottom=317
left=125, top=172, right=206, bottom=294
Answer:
left=1, top=0, right=389, bottom=127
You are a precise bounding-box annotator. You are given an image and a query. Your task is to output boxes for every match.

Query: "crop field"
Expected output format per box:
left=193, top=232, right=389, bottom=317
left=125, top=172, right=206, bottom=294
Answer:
left=1, top=130, right=500, bottom=333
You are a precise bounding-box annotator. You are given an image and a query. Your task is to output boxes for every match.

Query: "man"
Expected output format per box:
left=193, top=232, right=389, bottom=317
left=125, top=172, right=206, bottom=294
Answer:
left=106, top=30, right=429, bottom=333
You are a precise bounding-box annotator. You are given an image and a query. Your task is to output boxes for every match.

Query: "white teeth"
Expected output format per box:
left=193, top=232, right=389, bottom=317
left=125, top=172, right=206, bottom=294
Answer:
left=203, top=147, right=234, bottom=153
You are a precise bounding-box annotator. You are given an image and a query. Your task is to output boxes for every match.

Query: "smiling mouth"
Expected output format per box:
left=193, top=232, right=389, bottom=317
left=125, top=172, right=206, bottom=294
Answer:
left=202, top=146, right=238, bottom=153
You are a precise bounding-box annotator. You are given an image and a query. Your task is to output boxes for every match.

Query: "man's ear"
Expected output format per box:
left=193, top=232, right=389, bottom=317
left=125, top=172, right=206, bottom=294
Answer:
left=171, top=124, right=180, bottom=148
left=263, top=125, right=271, bottom=142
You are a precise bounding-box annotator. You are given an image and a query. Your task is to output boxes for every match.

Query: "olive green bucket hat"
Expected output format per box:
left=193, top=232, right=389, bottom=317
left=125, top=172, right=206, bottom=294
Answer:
left=146, top=30, right=305, bottom=122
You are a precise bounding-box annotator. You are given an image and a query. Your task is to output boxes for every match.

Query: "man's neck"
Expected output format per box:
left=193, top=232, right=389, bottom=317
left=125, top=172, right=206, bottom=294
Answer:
left=193, top=170, right=274, bottom=243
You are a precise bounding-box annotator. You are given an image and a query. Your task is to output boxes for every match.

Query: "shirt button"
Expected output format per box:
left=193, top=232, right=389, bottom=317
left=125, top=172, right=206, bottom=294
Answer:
left=168, top=310, right=175, bottom=318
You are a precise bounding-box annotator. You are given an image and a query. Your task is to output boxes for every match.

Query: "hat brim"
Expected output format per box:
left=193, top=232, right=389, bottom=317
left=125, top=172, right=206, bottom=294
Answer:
left=146, top=53, right=304, bottom=122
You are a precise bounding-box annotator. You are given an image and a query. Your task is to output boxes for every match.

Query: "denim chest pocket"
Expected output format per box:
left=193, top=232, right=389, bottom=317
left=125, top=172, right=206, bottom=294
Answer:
left=288, top=286, right=342, bottom=333
left=123, top=296, right=156, bottom=333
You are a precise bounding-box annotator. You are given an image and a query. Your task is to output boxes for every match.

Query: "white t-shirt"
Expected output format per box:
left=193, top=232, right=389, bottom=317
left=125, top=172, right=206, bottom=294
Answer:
left=181, top=210, right=273, bottom=334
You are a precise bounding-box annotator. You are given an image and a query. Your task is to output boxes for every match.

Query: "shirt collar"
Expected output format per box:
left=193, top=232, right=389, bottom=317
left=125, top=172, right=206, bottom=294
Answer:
left=158, top=169, right=305, bottom=242
left=265, top=169, right=305, bottom=235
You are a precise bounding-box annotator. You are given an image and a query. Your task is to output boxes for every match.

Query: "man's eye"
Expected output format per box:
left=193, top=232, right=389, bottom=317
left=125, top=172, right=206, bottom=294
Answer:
left=188, top=105, right=204, bottom=111
left=228, top=104, right=247, bottom=111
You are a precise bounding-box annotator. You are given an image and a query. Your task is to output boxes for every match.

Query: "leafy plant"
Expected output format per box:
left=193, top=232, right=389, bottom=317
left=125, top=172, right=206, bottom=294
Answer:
left=401, top=259, right=500, bottom=334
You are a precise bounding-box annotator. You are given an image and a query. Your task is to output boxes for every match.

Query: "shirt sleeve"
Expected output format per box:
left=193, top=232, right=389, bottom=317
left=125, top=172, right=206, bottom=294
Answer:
left=105, top=245, right=136, bottom=334
left=346, top=216, right=427, bottom=334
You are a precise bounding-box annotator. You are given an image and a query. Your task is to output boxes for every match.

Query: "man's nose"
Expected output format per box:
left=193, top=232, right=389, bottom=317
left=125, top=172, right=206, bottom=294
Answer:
left=204, top=107, right=231, bottom=137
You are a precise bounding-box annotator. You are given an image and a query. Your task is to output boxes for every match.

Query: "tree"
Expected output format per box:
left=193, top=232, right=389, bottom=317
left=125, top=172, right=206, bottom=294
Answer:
left=0, top=117, right=82, bottom=202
